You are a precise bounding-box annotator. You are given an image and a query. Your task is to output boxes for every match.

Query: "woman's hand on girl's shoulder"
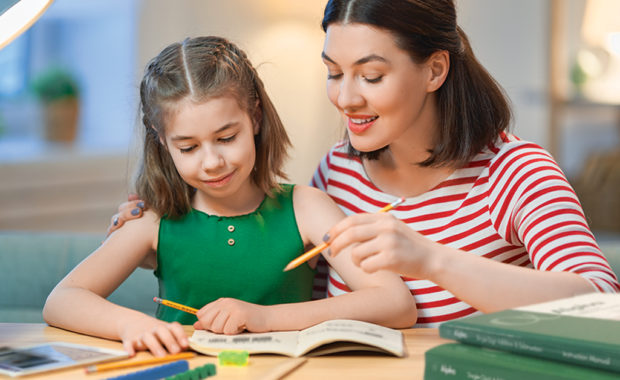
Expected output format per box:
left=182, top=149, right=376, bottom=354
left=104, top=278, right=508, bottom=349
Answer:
left=107, top=194, right=147, bottom=236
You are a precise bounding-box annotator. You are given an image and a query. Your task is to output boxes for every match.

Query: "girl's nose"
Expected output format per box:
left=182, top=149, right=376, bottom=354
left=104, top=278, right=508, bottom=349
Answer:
left=201, top=148, right=224, bottom=171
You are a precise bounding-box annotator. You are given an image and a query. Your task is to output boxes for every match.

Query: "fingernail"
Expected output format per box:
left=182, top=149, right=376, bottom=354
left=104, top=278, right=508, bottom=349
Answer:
left=137, top=201, right=145, bottom=209
left=131, top=208, right=140, bottom=216
left=326, top=248, right=332, bottom=257
left=113, top=217, right=119, bottom=226
left=323, top=233, right=330, bottom=242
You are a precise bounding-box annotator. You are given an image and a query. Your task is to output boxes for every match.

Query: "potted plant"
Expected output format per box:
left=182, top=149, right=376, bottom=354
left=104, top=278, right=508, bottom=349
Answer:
left=31, top=66, right=80, bottom=143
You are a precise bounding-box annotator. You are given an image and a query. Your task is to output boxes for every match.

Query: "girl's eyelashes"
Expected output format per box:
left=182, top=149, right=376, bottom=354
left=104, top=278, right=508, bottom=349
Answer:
left=176, top=134, right=236, bottom=153
left=218, top=134, right=236, bottom=143
left=179, top=145, right=196, bottom=153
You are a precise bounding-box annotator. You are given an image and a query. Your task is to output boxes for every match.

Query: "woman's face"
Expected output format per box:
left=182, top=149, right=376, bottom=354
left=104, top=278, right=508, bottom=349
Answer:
left=322, top=23, right=438, bottom=153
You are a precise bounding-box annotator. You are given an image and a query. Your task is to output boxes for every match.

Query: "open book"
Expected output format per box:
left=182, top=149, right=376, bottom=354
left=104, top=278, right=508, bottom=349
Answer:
left=189, top=319, right=405, bottom=357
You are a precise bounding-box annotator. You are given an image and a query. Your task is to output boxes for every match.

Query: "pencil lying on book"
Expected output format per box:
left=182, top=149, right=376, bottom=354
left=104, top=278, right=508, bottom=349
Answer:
left=283, top=197, right=405, bottom=272
left=84, top=352, right=195, bottom=373
left=153, top=297, right=198, bottom=315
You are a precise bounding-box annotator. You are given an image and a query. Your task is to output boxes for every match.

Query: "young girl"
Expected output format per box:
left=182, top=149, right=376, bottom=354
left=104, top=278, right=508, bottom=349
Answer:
left=43, top=36, right=416, bottom=357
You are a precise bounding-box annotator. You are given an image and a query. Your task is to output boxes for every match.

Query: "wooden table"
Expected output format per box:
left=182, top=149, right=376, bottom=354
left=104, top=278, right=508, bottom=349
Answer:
left=0, top=324, right=452, bottom=379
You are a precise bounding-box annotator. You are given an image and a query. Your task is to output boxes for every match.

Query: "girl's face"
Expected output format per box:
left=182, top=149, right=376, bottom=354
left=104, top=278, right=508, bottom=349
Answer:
left=322, top=23, right=438, bottom=153
left=164, top=96, right=259, bottom=206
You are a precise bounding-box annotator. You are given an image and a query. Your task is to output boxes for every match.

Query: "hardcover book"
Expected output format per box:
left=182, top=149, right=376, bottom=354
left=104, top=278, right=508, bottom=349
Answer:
left=438, top=292, right=620, bottom=372
left=424, top=343, right=619, bottom=380
left=189, top=319, right=404, bottom=357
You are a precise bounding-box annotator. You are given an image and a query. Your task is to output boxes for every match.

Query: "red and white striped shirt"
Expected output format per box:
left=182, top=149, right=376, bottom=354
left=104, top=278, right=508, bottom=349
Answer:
left=311, top=133, right=619, bottom=327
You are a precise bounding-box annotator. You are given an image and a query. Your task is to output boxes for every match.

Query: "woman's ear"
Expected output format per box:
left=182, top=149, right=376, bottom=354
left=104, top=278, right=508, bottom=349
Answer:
left=426, top=50, right=450, bottom=93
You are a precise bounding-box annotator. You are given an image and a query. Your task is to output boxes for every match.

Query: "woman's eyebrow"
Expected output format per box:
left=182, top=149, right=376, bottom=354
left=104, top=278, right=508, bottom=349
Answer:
left=321, top=51, right=387, bottom=66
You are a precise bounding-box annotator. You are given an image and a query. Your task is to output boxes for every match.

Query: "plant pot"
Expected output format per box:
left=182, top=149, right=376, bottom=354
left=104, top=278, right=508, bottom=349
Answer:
left=44, top=97, right=79, bottom=143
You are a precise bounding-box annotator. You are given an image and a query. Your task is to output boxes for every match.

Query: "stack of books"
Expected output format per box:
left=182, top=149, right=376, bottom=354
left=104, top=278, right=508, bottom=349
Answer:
left=424, top=292, right=620, bottom=379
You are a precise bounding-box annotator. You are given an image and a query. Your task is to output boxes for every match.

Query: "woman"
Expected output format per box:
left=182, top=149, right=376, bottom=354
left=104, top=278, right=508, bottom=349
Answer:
left=109, top=0, right=619, bottom=328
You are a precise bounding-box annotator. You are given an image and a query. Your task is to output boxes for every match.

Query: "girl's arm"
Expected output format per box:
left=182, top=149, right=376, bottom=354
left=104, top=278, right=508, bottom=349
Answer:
left=193, top=186, right=417, bottom=334
left=43, top=211, right=187, bottom=356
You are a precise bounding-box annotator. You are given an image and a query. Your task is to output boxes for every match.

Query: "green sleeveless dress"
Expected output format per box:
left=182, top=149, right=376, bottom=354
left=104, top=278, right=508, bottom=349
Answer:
left=154, top=184, right=315, bottom=324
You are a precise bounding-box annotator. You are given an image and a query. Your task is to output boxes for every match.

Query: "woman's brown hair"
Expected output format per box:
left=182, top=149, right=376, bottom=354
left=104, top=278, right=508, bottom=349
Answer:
left=134, top=36, right=290, bottom=218
left=322, top=0, right=512, bottom=167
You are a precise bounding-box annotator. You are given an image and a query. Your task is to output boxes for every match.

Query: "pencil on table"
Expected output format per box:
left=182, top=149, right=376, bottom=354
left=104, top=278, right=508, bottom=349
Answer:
left=153, top=297, right=198, bottom=315
left=84, top=352, right=195, bottom=373
left=283, top=197, right=405, bottom=272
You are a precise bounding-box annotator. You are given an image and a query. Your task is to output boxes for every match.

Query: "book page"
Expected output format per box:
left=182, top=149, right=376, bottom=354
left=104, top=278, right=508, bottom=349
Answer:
left=516, top=292, right=620, bottom=320
left=295, top=319, right=404, bottom=357
left=189, top=330, right=299, bottom=357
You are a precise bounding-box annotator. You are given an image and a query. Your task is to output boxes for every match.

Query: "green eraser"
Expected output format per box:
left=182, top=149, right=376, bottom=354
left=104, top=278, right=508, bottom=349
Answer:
left=218, top=350, right=249, bottom=366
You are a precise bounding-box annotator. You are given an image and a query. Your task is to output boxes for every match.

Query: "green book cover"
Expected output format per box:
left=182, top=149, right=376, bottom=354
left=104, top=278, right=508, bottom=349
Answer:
left=424, top=343, right=619, bottom=380
left=438, top=293, right=620, bottom=373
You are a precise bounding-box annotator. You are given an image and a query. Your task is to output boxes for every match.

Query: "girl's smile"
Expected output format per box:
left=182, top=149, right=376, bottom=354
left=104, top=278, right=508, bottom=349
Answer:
left=202, top=170, right=235, bottom=188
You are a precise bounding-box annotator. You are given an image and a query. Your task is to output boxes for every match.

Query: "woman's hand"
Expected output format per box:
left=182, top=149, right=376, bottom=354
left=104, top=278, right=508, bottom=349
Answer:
left=326, top=212, right=440, bottom=278
left=193, top=298, right=270, bottom=335
left=107, top=194, right=146, bottom=236
left=119, top=316, right=188, bottom=357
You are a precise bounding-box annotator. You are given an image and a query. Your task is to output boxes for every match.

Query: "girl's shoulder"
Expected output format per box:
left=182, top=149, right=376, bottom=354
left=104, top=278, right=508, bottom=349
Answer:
left=292, top=185, right=338, bottom=214
left=121, top=209, right=160, bottom=239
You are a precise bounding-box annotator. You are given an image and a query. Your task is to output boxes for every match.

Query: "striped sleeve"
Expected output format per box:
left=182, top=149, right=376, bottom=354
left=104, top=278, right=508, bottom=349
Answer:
left=309, top=148, right=338, bottom=300
left=488, top=142, right=620, bottom=292
left=310, top=145, right=334, bottom=191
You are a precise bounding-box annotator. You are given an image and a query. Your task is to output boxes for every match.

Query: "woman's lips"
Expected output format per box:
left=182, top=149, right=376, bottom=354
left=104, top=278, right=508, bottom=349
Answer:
left=347, top=115, right=378, bottom=134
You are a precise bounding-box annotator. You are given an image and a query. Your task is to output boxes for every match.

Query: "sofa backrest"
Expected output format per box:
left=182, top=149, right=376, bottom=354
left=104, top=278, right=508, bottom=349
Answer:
left=0, top=230, right=157, bottom=323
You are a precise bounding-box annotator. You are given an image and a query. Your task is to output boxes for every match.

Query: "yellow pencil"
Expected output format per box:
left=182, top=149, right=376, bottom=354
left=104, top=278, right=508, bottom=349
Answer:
left=153, top=297, right=198, bottom=315
left=283, top=197, right=405, bottom=272
left=84, top=352, right=195, bottom=373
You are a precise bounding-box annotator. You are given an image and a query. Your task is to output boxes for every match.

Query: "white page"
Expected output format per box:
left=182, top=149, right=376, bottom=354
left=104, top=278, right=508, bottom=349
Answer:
left=295, top=319, right=403, bottom=357
left=189, top=330, right=300, bottom=356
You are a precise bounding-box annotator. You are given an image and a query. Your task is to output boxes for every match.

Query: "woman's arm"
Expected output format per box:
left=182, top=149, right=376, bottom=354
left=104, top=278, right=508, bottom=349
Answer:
left=324, top=145, right=619, bottom=313
left=43, top=211, right=187, bottom=356
left=326, top=211, right=596, bottom=313
left=193, top=186, right=417, bottom=334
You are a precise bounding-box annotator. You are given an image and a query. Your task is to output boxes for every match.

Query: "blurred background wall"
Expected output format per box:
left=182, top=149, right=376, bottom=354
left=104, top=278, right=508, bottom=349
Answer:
left=0, top=0, right=618, bottom=238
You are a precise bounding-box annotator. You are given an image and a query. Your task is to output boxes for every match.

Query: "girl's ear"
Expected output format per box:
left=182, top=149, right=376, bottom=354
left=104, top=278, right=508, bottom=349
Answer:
left=426, top=50, right=450, bottom=93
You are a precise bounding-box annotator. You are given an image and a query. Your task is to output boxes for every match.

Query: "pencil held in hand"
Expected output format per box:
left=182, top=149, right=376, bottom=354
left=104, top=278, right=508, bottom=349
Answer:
left=153, top=297, right=198, bottom=315
left=283, top=197, right=405, bottom=271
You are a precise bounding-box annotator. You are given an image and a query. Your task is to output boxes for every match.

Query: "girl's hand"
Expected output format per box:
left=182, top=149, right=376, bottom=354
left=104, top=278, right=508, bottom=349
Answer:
left=193, top=298, right=269, bottom=335
left=326, top=212, right=439, bottom=278
left=119, top=317, right=188, bottom=357
left=107, top=194, right=146, bottom=236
